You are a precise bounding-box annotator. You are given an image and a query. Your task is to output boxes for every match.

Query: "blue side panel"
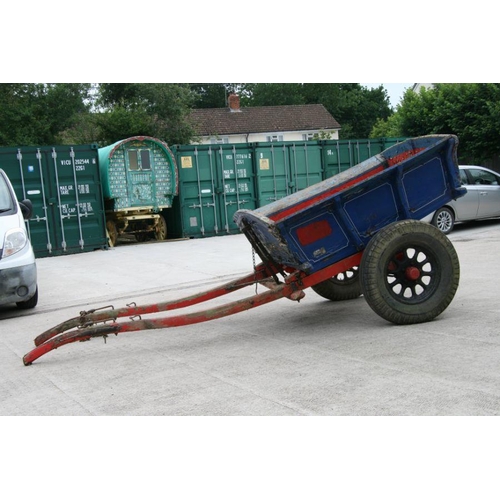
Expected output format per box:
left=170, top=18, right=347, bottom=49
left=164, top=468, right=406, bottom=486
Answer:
left=290, top=212, right=350, bottom=264
left=402, top=156, right=447, bottom=218
left=344, top=182, right=398, bottom=238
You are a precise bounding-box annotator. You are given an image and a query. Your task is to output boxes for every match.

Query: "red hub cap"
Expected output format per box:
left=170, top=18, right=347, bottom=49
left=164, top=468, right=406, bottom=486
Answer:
left=405, top=266, right=421, bottom=281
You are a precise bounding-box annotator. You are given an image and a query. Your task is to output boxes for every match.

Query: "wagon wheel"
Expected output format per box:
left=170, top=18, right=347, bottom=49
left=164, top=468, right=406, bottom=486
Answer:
left=106, top=220, right=118, bottom=247
left=311, top=267, right=361, bottom=301
left=154, top=215, right=167, bottom=241
left=359, top=219, right=460, bottom=325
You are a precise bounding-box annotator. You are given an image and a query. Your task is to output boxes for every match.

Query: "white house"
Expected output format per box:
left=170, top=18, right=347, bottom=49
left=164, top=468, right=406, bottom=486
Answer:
left=189, top=94, right=341, bottom=145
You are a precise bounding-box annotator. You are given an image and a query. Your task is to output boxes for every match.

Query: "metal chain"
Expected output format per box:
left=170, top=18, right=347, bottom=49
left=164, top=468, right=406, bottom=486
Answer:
left=252, top=247, right=258, bottom=294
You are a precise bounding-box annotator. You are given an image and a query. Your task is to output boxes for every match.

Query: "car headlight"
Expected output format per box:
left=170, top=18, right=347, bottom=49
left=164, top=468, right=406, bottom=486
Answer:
left=2, top=228, right=27, bottom=258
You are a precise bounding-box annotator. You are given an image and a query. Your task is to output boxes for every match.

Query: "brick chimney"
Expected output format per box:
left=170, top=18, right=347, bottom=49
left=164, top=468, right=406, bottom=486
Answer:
left=228, top=93, right=241, bottom=112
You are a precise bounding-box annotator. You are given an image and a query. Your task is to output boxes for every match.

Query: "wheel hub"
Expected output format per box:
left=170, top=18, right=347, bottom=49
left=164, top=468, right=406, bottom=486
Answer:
left=405, top=266, right=421, bottom=281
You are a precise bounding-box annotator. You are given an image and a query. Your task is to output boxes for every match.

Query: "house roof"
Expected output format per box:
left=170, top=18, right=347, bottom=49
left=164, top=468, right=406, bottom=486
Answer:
left=189, top=103, right=341, bottom=137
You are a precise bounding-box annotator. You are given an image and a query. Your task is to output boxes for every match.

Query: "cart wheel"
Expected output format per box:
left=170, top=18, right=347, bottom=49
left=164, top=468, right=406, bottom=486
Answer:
left=155, top=215, right=167, bottom=241
left=311, top=267, right=361, bottom=301
left=359, top=219, right=460, bottom=325
left=106, top=220, right=118, bottom=247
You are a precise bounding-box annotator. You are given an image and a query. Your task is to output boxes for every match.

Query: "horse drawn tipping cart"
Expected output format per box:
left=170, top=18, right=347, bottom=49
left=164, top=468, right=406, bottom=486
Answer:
left=23, top=135, right=466, bottom=365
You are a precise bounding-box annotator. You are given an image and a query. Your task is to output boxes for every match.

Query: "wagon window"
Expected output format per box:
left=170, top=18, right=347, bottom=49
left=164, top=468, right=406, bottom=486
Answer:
left=128, top=150, right=139, bottom=170
left=140, top=150, right=151, bottom=170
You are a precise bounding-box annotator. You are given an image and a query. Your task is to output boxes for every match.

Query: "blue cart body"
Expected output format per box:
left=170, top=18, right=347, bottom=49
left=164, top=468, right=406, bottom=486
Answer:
left=234, top=135, right=466, bottom=274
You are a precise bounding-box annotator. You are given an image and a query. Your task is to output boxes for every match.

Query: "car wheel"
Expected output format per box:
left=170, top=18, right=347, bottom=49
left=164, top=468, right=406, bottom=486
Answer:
left=432, top=207, right=455, bottom=234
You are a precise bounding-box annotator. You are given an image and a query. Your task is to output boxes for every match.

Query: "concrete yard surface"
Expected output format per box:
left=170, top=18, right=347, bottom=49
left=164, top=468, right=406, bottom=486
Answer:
left=1, top=222, right=500, bottom=416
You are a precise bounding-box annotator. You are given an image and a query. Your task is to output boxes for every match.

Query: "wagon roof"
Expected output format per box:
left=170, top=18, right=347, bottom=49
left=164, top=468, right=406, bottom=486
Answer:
left=99, top=136, right=172, bottom=160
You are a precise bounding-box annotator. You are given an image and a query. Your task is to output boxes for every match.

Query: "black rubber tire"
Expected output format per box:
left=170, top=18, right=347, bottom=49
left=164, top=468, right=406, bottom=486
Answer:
left=359, top=220, right=460, bottom=325
left=311, top=267, right=361, bottom=301
left=432, top=206, right=455, bottom=234
left=154, top=215, right=167, bottom=241
left=17, top=286, right=38, bottom=309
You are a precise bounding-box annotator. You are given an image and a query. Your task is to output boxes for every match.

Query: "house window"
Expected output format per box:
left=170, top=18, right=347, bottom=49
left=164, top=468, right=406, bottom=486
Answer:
left=210, top=136, right=229, bottom=144
left=266, top=135, right=283, bottom=142
left=302, top=133, right=315, bottom=141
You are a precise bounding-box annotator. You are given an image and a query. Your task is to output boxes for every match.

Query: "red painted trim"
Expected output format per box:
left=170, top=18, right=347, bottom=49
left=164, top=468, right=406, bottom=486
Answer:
left=387, top=147, right=425, bottom=167
left=269, top=146, right=426, bottom=222
left=270, top=166, right=385, bottom=222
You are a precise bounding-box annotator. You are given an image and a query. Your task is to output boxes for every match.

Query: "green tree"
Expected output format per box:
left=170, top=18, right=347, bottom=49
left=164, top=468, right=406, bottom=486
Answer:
left=190, top=84, right=241, bottom=108
left=303, top=83, right=392, bottom=139
left=88, top=83, right=197, bottom=145
left=0, top=83, right=92, bottom=146
left=376, top=84, right=500, bottom=162
left=239, top=83, right=305, bottom=106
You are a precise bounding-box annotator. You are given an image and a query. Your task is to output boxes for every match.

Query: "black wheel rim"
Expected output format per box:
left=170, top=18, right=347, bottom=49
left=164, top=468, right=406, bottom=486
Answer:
left=384, top=244, right=439, bottom=304
left=331, top=266, right=359, bottom=285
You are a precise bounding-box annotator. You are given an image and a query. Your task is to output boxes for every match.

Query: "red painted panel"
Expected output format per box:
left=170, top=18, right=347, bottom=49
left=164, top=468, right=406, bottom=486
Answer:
left=296, top=220, right=332, bottom=246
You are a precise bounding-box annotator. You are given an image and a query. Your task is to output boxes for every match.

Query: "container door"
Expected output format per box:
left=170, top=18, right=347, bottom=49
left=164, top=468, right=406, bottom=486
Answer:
left=0, top=144, right=107, bottom=257
left=322, top=141, right=358, bottom=178
left=176, top=147, right=219, bottom=237
left=288, top=142, right=324, bottom=191
left=47, top=146, right=107, bottom=255
left=254, top=143, right=291, bottom=206
left=2, top=148, right=57, bottom=256
left=175, top=145, right=256, bottom=238
left=216, top=145, right=256, bottom=233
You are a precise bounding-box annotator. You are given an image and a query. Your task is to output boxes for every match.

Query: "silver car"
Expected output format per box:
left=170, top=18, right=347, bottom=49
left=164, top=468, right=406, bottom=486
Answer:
left=423, top=165, right=500, bottom=234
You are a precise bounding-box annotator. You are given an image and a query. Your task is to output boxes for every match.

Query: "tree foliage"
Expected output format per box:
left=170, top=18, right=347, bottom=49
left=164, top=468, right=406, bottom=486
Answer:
left=93, top=83, right=197, bottom=145
left=4, top=83, right=500, bottom=163
left=371, top=83, right=500, bottom=162
left=189, top=84, right=241, bottom=108
left=0, top=83, right=92, bottom=146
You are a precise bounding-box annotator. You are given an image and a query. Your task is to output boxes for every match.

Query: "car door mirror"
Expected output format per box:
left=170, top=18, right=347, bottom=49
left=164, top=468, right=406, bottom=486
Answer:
left=19, top=199, right=33, bottom=220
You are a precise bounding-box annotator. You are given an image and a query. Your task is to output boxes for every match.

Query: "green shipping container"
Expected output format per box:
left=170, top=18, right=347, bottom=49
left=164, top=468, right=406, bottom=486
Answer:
left=322, top=138, right=406, bottom=178
left=172, top=144, right=256, bottom=237
left=168, top=139, right=404, bottom=238
left=254, top=141, right=324, bottom=207
left=0, top=144, right=107, bottom=257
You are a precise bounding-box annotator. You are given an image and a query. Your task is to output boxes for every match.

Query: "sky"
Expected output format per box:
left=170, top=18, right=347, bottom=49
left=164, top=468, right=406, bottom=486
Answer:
left=363, top=83, right=415, bottom=108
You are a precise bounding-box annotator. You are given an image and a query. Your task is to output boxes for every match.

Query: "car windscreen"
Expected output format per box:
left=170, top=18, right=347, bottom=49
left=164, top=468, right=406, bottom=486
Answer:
left=0, top=173, right=16, bottom=216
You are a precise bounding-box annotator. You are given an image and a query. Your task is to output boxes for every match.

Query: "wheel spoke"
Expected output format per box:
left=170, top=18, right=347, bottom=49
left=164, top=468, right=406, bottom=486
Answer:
left=384, top=245, right=440, bottom=302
